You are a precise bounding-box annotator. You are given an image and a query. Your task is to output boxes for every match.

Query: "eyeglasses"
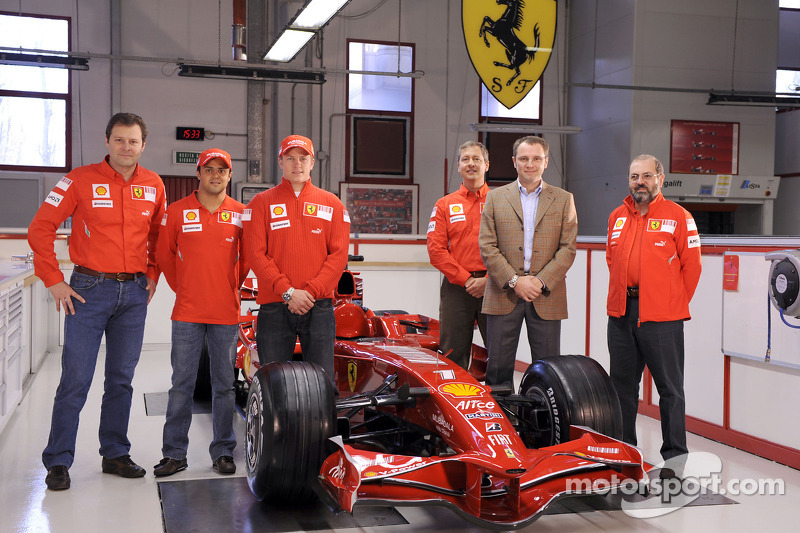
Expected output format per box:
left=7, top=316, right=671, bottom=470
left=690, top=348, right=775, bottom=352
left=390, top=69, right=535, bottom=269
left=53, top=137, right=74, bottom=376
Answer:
left=201, top=167, right=230, bottom=176
left=629, top=172, right=659, bottom=181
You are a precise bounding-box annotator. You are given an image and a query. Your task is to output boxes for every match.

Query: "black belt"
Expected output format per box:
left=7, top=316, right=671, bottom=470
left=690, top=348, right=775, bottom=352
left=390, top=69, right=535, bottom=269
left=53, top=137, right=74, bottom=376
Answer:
left=627, top=287, right=639, bottom=298
left=74, top=265, right=143, bottom=281
left=470, top=270, right=487, bottom=278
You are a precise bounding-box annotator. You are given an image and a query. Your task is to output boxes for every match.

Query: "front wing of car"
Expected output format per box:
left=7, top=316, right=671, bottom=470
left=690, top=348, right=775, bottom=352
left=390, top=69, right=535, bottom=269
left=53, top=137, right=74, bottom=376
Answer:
left=319, top=426, right=646, bottom=529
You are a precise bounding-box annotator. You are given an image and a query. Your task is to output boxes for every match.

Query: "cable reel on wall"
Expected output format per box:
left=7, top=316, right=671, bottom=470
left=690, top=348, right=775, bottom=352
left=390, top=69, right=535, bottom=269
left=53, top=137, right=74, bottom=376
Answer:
left=765, top=249, right=800, bottom=318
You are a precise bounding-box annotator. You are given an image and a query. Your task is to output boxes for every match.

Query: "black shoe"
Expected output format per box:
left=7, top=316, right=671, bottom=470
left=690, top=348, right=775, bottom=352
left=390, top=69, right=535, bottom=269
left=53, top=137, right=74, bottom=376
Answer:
left=153, top=457, right=188, bottom=477
left=45, top=465, right=71, bottom=490
left=101, top=455, right=146, bottom=478
left=212, top=455, right=236, bottom=475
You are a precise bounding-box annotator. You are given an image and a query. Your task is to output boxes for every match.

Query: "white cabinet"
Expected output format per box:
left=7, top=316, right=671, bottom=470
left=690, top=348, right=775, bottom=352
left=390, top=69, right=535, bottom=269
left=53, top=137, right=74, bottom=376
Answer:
left=0, top=281, right=24, bottom=435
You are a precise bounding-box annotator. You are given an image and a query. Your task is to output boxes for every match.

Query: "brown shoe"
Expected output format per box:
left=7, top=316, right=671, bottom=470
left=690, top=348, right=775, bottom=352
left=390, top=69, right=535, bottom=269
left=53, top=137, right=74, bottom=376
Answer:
left=153, top=457, right=188, bottom=477
left=101, top=455, right=146, bottom=478
left=212, top=455, right=236, bottom=475
left=45, top=465, right=71, bottom=490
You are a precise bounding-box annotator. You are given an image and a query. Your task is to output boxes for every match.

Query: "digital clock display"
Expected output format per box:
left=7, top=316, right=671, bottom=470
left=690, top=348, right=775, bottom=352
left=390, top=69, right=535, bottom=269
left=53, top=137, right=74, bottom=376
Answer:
left=176, top=126, right=205, bottom=141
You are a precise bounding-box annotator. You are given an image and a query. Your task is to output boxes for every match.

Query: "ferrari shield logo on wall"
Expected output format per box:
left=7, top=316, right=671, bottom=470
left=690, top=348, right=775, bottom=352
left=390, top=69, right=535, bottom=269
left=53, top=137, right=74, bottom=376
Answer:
left=462, top=0, right=556, bottom=109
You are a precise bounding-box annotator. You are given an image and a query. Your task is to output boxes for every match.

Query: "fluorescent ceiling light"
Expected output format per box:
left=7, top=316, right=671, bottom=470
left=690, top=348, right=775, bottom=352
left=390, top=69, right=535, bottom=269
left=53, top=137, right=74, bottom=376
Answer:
left=263, top=29, right=315, bottom=62
left=707, top=92, right=800, bottom=108
left=292, top=0, right=350, bottom=30
left=470, top=123, right=582, bottom=135
left=0, top=52, right=89, bottom=70
left=177, top=63, right=325, bottom=84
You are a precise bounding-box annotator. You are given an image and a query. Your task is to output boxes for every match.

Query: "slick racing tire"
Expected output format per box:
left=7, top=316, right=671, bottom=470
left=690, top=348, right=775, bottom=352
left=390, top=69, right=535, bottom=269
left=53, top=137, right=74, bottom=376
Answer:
left=518, top=354, right=622, bottom=448
left=245, top=361, right=336, bottom=502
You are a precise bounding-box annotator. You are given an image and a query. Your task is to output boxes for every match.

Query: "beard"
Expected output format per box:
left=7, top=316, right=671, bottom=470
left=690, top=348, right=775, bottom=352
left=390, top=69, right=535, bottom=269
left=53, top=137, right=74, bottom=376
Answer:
left=631, top=186, right=656, bottom=204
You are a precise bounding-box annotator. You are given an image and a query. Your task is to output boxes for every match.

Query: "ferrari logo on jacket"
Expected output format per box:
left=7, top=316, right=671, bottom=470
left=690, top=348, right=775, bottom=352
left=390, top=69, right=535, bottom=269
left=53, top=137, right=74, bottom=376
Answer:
left=462, top=0, right=556, bottom=109
left=132, top=186, right=144, bottom=199
left=220, top=211, right=231, bottom=222
left=304, top=202, right=333, bottom=221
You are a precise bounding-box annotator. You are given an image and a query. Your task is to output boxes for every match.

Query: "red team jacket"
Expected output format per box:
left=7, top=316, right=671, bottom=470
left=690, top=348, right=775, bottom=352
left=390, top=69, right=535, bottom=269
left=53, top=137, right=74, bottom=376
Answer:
left=426, top=183, right=490, bottom=286
left=606, top=193, right=702, bottom=323
left=28, top=157, right=166, bottom=287
left=243, top=178, right=351, bottom=305
left=157, top=192, right=249, bottom=325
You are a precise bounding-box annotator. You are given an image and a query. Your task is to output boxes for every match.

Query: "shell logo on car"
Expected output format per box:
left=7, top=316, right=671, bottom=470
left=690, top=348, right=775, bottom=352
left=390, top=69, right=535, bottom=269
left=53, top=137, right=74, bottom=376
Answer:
left=438, top=383, right=483, bottom=398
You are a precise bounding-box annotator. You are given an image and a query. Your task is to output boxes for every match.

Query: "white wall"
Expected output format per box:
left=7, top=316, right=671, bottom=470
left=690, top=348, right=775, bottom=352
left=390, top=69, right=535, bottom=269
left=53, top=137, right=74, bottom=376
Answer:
left=567, top=0, right=781, bottom=236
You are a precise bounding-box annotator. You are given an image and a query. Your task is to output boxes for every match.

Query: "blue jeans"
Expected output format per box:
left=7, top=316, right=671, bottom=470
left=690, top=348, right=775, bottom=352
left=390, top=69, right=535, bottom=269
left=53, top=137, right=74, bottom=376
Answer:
left=256, top=299, right=335, bottom=383
left=162, top=321, right=237, bottom=461
left=42, top=271, right=150, bottom=470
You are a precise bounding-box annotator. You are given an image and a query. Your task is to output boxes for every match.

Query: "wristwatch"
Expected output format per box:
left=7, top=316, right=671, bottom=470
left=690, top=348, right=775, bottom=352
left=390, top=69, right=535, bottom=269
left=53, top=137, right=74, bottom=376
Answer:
left=506, top=275, right=519, bottom=289
left=282, top=287, right=295, bottom=302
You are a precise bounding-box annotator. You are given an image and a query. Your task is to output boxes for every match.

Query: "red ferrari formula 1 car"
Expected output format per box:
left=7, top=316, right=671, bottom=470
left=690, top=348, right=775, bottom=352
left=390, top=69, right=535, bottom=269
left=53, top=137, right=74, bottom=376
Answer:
left=234, top=256, right=646, bottom=529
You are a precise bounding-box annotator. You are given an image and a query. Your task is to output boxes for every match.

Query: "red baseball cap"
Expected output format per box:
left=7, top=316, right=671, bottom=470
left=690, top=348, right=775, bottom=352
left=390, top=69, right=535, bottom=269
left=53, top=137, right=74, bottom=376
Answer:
left=279, top=135, right=314, bottom=157
left=196, top=148, right=232, bottom=169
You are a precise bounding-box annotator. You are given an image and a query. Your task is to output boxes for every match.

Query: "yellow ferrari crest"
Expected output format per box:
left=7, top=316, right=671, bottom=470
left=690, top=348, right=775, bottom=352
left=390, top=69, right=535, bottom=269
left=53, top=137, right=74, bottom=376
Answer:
left=462, top=0, right=556, bottom=109
left=347, top=361, right=357, bottom=392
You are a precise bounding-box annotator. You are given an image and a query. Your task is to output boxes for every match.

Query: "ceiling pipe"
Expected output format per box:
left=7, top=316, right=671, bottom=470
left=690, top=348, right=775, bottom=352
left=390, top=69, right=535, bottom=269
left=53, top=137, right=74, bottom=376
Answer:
left=232, top=0, right=247, bottom=60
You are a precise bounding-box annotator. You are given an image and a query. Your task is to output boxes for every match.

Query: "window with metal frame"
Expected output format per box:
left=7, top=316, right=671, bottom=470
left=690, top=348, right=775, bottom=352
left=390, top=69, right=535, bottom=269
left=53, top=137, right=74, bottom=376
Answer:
left=0, top=12, right=71, bottom=172
left=346, top=39, right=414, bottom=183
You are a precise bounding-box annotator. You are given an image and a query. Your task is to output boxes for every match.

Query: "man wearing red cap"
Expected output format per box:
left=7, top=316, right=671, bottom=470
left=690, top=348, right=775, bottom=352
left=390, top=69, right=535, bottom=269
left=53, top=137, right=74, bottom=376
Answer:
left=244, top=135, right=350, bottom=382
left=153, top=148, right=249, bottom=477
left=28, top=113, right=166, bottom=490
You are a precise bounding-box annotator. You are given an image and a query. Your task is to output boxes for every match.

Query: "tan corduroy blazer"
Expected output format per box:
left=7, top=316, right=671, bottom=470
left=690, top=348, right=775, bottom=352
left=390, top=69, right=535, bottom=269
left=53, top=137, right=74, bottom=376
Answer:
left=479, top=180, right=578, bottom=319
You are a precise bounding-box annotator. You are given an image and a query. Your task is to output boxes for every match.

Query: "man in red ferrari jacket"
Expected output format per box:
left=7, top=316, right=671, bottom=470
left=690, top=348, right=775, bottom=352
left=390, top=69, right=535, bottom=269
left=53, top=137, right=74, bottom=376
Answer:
left=243, top=135, right=350, bottom=383
left=606, top=154, right=702, bottom=477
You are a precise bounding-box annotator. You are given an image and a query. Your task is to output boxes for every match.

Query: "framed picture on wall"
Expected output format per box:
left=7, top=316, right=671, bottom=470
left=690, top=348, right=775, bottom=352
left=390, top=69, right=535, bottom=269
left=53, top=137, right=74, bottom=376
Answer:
left=670, top=120, right=739, bottom=175
left=339, top=183, right=418, bottom=236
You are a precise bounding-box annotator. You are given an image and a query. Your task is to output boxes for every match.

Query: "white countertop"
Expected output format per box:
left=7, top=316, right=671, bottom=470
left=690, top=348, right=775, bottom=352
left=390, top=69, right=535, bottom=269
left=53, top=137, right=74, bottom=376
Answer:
left=0, top=259, right=36, bottom=289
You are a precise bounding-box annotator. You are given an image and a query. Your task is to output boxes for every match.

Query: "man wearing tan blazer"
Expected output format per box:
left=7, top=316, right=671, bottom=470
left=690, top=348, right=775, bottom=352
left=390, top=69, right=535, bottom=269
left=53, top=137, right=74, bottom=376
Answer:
left=479, top=136, right=578, bottom=387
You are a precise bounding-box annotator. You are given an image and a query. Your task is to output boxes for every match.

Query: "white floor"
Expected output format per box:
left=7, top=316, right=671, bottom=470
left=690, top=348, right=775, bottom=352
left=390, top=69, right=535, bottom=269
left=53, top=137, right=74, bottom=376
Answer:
left=2, top=346, right=799, bottom=533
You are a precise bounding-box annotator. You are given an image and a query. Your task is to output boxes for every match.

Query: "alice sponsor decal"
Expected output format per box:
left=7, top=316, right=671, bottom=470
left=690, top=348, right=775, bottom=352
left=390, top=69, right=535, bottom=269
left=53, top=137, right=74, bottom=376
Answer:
left=457, top=399, right=495, bottom=410
left=427, top=221, right=436, bottom=233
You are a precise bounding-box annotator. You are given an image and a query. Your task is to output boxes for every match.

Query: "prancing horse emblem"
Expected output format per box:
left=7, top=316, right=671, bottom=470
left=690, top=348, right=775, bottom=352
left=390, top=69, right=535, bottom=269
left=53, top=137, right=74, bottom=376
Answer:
left=462, top=0, right=556, bottom=109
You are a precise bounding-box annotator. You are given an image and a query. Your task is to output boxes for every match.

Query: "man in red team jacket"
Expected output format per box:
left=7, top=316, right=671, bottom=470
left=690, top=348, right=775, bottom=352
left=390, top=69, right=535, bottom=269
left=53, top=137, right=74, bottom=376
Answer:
left=606, top=154, right=702, bottom=478
left=28, top=113, right=166, bottom=490
left=154, top=148, right=249, bottom=477
left=243, top=135, right=350, bottom=383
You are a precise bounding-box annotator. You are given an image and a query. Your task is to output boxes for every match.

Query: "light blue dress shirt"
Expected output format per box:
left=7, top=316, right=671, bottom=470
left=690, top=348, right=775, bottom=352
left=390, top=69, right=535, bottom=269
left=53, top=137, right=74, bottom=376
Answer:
left=518, top=179, right=542, bottom=274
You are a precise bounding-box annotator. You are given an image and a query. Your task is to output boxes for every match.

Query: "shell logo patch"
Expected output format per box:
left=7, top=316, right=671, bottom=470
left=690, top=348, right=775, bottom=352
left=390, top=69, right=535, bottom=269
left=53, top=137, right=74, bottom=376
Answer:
left=614, top=217, right=626, bottom=230
left=93, top=185, right=110, bottom=198
left=439, top=382, right=484, bottom=398
left=183, top=209, right=200, bottom=223
left=271, top=204, right=287, bottom=218
left=449, top=204, right=463, bottom=215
